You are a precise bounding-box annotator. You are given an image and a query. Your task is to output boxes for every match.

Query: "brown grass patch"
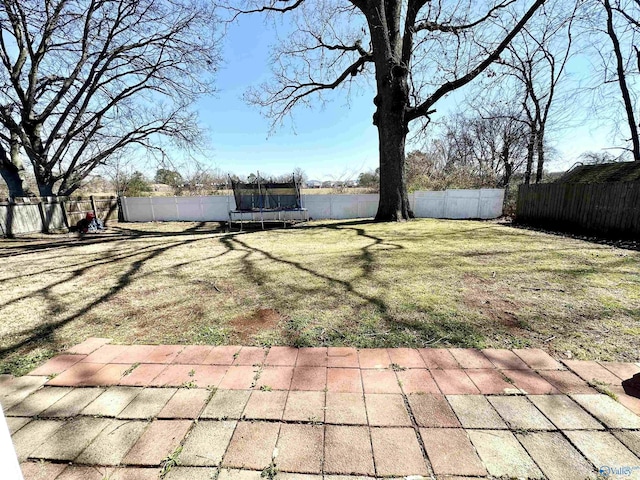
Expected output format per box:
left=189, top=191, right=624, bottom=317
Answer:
left=462, top=274, right=523, bottom=329
left=230, top=308, right=283, bottom=343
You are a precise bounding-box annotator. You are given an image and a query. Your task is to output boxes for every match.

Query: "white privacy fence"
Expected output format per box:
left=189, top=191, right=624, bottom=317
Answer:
left=120, top=188, right=504, bottom=222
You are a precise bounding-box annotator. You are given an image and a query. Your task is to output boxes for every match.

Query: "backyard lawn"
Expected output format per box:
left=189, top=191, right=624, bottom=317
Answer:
left=1, top=219, right=638, bottom=375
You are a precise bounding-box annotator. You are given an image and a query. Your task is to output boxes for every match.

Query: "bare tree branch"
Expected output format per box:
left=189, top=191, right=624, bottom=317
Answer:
left=407, top=0, right=547, bottom=123
left=0, top=0, right=219, bottom=196
left=414, top=0, right=516, bottom=33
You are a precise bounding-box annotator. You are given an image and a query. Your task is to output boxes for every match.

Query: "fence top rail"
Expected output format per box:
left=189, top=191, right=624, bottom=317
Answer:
left=520, top=180, right=640, bottom=190
left=1, top=195, right=117, bottom=204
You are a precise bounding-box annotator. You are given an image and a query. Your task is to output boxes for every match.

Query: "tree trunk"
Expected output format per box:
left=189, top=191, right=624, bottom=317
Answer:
left=373, top=59, right=413, bottom=221
left=34, top=164, right=56, bottom=197
left=524, top=129, right=535, bottom=184
left=374, top=111, right=412, bottom=221
left=500, top=147, right=513, bottom=188
left=535, top=126, right=545, bottom=183
left=604, top=0, right=640, bottom=161
left=0, top=164, right=27, bottom=198
left=0, top=141, right=30, bottom=198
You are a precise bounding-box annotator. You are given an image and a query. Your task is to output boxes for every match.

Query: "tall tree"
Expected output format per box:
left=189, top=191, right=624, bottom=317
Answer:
left=0, top=136, right=30, bottom=196
left=493, top=0, right=577, bottom=183
left=0, top=0, right=219, bottom=197
left=601, top=0, right=640, bottom=161
left=233, top=0, right=547, bottom=220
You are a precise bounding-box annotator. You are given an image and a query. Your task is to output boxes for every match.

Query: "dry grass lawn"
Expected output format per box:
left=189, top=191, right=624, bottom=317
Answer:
left=1, top=219, right=638, bottom=374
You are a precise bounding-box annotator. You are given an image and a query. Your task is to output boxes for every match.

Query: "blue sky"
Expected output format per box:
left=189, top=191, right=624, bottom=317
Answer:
left=190, top=13, right=612, bottom=181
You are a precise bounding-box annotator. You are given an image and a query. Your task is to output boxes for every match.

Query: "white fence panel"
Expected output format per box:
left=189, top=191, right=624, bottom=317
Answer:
left=412, top=191, right=446, bottom=218
left=174, top=197, right=200, bottom=221
left=443, top=189, right=483, bottom=219
left=478, top=189, right=505, bottom=219
left=122, top=197, right=154, bottom=222
left=355, top=194, right=379, bottom=218
left=302, top=195, right=332, bottom=219
left=300, top=194, right=378, bottom=219
left=149, top=197, right=180, bottom=221
left=121, top=189, right=504, bottom=222
left=330, top=195, right=359, bottom=219
left=201, top=197, right=231, bottom=221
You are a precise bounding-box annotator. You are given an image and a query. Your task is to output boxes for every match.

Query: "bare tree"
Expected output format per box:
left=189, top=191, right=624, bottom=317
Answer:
left=0, top=0, right=219, bottom=197
left=230, top=0, right=547, bottom=220
left=578, top=0, right=640, bottom=160
left=579, top=149, right=628, bottom=164
left=601, top=0, right=640, bottom=161
left=490, top=0, right=578, bottom=183
left=434, top=109, right=529, bottom=187
left=293, top=166, right=307, bottom=184
left=102, top=155, right=136, bottom=196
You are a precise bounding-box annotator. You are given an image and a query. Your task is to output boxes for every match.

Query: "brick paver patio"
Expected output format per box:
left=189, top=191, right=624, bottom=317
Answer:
left=3, top=339, right=640, bottom=479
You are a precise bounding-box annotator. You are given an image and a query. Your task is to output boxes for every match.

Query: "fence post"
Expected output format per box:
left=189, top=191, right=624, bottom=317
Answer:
left=4, top=200, right=14, bottom=238
left=443, top=190, right=449, bottom=218
left=36, top=197, right=49, bottom=233
left=60, top=197, right=71, bottom=230
left=121, top=197, right=130, bottom=222
left=150, top=197, right=155, bottom=222
left=329, top=194, right=333, bottom=219
left=117, top=196, right=125, bottom=222
left=90, top=195, right=98, bottom=218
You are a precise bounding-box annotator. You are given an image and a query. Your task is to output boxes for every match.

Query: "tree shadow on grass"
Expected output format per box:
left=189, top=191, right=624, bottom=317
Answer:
left=4, top=220, right=544, bottom=368
left=0, top=222, right=235, bottom=368
left=0, top=221, right=227, bottom=258
left=222, top=223, right=485, bottom=348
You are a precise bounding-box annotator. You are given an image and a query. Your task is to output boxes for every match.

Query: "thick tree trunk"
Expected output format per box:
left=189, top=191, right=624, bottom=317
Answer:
left=22, top=120, right=58, bottom=196
left=535, top=126, right=545, bottom=183
left=0, top=164, right=27, bottom=198
left=500, top=147, right=513, bottom=188
left=373, top=61, right=413, bottom=221
left=36, top=180, right=56, bottom=197
left=0, top=142, right=30, bottom=198
left=374, top=111, right=413, bottom=221
left=33, top=164, right=57, bottom=197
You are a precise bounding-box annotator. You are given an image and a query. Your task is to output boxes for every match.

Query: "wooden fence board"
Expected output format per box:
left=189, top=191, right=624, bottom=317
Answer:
left=517, top=182, right=640, bottom=239
left=0, top=196, right=118, bottom=236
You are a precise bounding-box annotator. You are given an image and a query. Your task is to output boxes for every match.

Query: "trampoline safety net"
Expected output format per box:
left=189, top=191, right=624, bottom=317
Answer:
left=231, top=179, right=301, bottom=211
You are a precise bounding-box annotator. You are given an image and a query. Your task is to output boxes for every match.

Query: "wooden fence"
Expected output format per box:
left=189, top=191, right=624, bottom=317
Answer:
left=516, top=182, right=640, bottom=238
left=0, top=196, right=119, bottom=237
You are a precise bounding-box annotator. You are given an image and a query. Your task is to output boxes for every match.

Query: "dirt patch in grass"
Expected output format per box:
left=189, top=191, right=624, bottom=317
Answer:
left=462, top=274, right=523, bottom=329
left=230, top=308, right=283, bottom=343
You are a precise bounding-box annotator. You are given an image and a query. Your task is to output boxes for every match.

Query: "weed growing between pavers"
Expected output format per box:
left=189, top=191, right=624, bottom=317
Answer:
left=160, top=445, right=182, bottom=478
left=589, top=379, right=619, bottom=401
left=122, top=363, right=140, bottom=377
